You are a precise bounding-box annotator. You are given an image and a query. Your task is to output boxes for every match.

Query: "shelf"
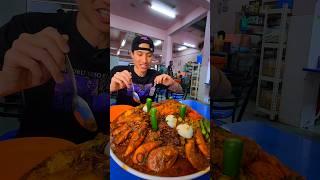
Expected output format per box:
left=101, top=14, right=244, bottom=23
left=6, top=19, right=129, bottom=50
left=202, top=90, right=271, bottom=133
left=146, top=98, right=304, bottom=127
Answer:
left=263, top=43, right=287, bottom=48
left=256, top=106, right=272, bottom=114
left=245, top=32, right=263, bottom=36
left=260, top=76, right=281, bottom=83
left=303, top=68, right=320, bottom=73
left=245, top=12, right=265, bottom=17
left=263, top=43, right=278, bottom=48
left=261, top=8, right=292, bottom=15
left=248, top=23, right=264, bottom=27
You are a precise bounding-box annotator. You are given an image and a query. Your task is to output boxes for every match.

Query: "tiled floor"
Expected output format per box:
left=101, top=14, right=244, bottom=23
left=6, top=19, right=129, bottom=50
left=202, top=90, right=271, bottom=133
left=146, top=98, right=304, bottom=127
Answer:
left=243, top=100, right=320, bottom=141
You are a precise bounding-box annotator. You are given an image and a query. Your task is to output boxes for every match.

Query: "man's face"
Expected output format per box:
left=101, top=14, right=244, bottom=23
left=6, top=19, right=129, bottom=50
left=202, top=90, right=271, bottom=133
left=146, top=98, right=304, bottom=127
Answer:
left=131, top=43, right=153, bottom=74
left=77, top=0, right=109, bottom=32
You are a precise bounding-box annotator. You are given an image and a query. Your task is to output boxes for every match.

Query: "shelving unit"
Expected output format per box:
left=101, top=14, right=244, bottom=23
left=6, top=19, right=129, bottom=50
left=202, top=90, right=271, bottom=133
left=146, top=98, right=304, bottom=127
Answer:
left=189, top=63, right=201, bottom=99
left=256, top=4, right=291, bottom=120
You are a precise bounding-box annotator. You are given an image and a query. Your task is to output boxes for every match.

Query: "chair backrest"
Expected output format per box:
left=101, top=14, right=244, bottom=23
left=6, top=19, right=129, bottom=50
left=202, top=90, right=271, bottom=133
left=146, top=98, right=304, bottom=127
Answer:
left=0, top=92, right=25, bottom=119
left=213, top=52, right=258, bottom=122
left=166, top=90, right=187, bottom=101
left=154, top=89, right=167, bottom=102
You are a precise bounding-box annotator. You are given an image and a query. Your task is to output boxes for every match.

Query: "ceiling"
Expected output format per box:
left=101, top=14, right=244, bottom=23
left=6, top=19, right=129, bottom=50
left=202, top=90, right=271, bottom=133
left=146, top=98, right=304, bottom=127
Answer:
left=110, top=27, right=163, bottom=63
left=110, top=0, right=201, bottom=30
left=110, top=0, right=208, bottom=64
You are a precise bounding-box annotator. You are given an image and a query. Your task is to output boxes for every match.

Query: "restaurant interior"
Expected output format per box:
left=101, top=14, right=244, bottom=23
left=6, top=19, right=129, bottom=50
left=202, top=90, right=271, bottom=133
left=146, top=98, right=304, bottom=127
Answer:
left=0, top=0, right=319, bottom=179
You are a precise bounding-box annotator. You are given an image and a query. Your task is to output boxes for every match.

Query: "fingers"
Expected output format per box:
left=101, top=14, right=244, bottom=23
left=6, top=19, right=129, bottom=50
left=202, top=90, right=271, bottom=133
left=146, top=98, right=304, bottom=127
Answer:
left=111, top=76, right=126, bottom=89
left=111, top=70, right=132, bottom=90
left=155, top=74, right=171, bottom=85
left=32, top=30, right=68, bottom=70
left=4, top=49, right=45, bottom=86
left=40, top=27, right=69, bottom=53
left=12, top=36, right=64, bottom=83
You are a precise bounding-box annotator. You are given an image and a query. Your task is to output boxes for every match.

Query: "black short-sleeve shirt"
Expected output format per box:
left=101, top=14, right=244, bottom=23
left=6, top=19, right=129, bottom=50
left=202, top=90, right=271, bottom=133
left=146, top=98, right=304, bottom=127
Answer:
left=110, top=65, right=167, bottom=106
left=0, top=12, right=109, bottom=143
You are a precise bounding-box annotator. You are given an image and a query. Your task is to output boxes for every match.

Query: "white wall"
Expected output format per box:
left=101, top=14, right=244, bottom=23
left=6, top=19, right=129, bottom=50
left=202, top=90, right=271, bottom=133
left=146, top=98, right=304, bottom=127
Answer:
left=307, top=0, right=320, bottom=68
left=172, top=48, right=200, bottom=73
left=211, top=0, right=250, bottom=34
left=279, top=0, right=317, bottom=127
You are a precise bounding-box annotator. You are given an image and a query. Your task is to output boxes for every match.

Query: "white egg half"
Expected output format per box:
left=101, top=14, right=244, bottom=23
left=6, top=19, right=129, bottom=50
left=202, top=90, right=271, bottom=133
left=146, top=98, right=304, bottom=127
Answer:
left=176, top=123, right=193, bottom=139
left=166, top=115, right=177, bottom=128
left=143, top=105, right=148, bottom=112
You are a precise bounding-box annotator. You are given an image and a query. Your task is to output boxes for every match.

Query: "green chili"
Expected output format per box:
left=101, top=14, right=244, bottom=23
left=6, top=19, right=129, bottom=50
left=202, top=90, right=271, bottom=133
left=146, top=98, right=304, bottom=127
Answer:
left=200, top=119, right=206, bottom=135
left=180, top=105, right=187, bottom=119
left=150, top=108, right=158, bottom=131
left=146, top=98, right=152, bottom=112
left=204, top=119, right=210, bottom=133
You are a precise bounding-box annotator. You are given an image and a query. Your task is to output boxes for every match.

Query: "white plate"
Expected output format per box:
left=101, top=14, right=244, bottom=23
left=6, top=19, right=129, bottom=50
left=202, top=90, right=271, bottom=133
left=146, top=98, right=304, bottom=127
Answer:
left=110, top=148, right=210, bottom=180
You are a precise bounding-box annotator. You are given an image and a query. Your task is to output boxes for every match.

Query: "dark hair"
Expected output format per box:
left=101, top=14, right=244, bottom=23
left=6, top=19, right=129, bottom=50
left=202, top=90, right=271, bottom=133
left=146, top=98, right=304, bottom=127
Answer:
left=217, top=30, right=226, bottom=40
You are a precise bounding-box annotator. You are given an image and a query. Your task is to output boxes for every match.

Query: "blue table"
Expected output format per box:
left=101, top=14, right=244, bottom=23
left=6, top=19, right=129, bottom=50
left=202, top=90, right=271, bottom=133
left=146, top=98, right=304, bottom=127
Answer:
left=180, top=100, right=210, bottom=120
left=222, top=121, right=320, bottom=180
left=110, top=100, right=210, bottom=179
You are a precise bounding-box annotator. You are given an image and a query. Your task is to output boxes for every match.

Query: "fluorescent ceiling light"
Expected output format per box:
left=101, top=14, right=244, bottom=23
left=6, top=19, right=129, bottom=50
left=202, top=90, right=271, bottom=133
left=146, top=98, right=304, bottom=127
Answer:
left=121, top=39, right=126, bottom=47
left=183, top=43, right=196, bottom=48
left=150, top=1, right=176, bottom=18
left=178, top=46, right=187, bottom=51
left=117, top=49, right=120, bottom=55
left=154, top=40, right=162, bottom=46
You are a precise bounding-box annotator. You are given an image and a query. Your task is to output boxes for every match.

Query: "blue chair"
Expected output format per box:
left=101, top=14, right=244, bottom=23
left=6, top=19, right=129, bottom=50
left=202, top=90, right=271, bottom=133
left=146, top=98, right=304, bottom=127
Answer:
left=166, top=90, right=187, bottom=101
left=212, top=98, right=239, bottom=125
left=0, top=129, right=18, bottom=141
left=155, top=89, right=167, bottom=102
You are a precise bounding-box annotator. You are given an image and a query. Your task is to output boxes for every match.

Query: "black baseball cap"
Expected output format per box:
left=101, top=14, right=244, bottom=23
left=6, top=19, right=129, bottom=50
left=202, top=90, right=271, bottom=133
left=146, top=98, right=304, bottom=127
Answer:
left=131, top=35, right=154, bottom=53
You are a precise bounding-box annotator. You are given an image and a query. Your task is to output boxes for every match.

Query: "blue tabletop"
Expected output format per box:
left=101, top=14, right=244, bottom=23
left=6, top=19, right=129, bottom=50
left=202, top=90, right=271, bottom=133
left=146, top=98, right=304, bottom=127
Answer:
left=222, top=121, right=320, bottom=180
left=180, top=100, right=210, bottom=120
left=110, top=100, right=211, bottom=179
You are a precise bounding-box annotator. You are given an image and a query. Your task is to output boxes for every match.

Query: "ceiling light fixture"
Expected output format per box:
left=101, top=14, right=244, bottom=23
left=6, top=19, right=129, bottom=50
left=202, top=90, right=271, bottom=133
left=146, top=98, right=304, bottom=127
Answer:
left=154, top=40, right=162, bottom=46
left=150, top=1, right=176, bottom=19
left=121, top=39, right=126, bottom=47
left=178, top=46, right=187, bottom=51
left=183, top=43, right=196, bottom=48
left=117, top=49, right=120, bottom=55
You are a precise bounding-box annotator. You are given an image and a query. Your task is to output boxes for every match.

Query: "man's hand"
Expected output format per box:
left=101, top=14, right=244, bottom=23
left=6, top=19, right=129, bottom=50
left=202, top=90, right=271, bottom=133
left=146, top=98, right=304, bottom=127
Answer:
left=1, top=27, right=69, bottom=95
left=154, top=74, right=183, bottom=93
left=154, top=74, right=175, bottom=86
left=110, top=70, right=132, bottom=93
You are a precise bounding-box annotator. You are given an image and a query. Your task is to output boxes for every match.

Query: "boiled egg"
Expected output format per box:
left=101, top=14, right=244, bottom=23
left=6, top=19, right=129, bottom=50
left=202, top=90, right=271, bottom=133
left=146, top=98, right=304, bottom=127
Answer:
left=166, top=115, right=177, bottom=128
left=176, top=124, right=193, bottom=139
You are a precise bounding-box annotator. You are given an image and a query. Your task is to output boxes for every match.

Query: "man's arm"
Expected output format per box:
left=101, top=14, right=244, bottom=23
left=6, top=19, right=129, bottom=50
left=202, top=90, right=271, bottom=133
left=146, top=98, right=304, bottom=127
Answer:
left=168, top=80, right=183, bottom=93
left=0, top=71, right=21, bottom=97
left=154, top=73, right=183, bottom=93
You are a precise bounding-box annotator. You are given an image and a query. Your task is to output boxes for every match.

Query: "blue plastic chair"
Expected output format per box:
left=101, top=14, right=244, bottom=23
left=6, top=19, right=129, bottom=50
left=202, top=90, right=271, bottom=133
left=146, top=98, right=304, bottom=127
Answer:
left=0, top=129, right=18, bottom=141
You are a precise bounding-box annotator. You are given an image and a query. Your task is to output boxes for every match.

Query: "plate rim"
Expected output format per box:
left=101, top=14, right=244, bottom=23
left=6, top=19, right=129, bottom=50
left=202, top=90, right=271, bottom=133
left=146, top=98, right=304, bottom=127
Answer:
left=110, top=148, right=210, bottom=180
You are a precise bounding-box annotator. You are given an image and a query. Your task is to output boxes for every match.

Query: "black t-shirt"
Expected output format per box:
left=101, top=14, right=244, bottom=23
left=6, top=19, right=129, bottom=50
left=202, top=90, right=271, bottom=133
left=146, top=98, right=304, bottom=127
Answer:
left=0, top=12, right=109, bottom=143
left=110, top=65, right=166, bottom=106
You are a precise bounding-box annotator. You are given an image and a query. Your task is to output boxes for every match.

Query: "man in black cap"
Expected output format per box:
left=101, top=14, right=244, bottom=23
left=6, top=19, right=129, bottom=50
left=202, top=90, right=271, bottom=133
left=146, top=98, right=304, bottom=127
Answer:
left=110, top=35, right=182, bottom=106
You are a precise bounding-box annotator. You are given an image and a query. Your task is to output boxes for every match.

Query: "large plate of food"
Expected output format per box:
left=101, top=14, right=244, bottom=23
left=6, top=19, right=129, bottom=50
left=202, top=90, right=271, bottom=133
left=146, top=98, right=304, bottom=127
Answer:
left=212, top=124, right=304, bottom=179
left=110, top=99, right=210, bottom=179
left=21, top=133, right=109, bottom=180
